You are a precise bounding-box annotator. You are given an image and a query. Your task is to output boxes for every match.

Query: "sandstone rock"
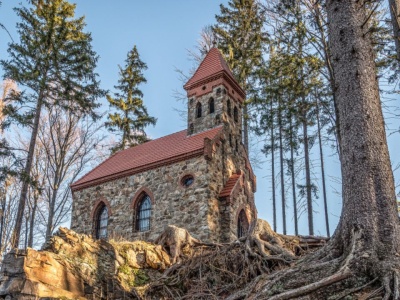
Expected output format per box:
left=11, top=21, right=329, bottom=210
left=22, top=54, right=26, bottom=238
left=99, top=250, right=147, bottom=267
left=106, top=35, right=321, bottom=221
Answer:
left=0, top=227, right=171, bottom=299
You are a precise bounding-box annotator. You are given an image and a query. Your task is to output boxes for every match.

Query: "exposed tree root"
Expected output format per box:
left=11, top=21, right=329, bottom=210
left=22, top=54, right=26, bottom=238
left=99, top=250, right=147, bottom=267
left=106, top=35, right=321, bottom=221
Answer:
left=146, top=220, right=327, bottom=299
left=148, top=222, right=400, bottom=299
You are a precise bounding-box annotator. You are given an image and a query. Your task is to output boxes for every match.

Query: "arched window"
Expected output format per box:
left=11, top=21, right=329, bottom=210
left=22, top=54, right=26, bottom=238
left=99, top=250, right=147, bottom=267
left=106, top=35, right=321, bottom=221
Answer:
left=235, top=139, right=239, bottom=152
left=237, top=210, right=249, bottom=238
left=196, top=102, right=202, bottom=118
left=136, top=194, right=152, bottom=232
left=209, top=98, right=215, bottom=114
left=227, top=99, right=232, bottom=117
left=95, top=204, right=108, bottom=239
left=234, top=106, right=239, bottom=123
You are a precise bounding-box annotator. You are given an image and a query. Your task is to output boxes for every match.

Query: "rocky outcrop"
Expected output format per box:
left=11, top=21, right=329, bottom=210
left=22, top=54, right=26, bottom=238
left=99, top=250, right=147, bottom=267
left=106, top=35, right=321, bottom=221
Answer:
left=0, top=227, right=170, bottom=299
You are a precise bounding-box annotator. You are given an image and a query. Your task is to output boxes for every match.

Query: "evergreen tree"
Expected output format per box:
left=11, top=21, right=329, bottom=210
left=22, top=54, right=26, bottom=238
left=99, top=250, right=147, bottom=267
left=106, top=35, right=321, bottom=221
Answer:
left=213, top=0, right=267, bottom=152
left=106, top=45, right=156, bottom=153
left=1, top=0, right=103, bottom=248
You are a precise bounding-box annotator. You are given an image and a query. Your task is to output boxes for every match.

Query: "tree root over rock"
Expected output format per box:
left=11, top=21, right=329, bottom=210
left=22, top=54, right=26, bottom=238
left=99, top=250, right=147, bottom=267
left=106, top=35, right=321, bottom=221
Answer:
left=146, top=220, right=326, bottom=299
left=229, top=229, right=400, bottom=300
left=148, top=222, right=400, bottom=299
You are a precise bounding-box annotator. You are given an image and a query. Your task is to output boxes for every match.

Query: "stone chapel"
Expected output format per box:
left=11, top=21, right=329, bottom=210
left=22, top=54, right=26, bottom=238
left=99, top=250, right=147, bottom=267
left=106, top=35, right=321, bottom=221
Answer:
left=70, top=48, right=257, bottom=243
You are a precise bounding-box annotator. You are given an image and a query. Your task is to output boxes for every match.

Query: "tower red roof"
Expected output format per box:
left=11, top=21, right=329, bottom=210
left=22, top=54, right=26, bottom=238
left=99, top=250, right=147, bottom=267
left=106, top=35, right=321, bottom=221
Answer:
left=184, top=48, right=245, bottom=99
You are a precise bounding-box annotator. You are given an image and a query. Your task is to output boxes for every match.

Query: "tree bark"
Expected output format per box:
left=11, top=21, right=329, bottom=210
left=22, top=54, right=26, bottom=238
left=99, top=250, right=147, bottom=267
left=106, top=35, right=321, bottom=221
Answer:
left=302, top=107, right=313, bottom=236
left=316, top=98, right=330, bottom=237
left=289, top=116, right=298, bottom=236
left=327, top=0, right=399, bottom=262
left=270, top=100, right=277, bottom=232
left=10, top=91, right=44, bottom=249
left=28, top=188, right=38, bottom=248
left=278, top=99, right=286, bottom=235
left=388, top=0, right=400, bottom=61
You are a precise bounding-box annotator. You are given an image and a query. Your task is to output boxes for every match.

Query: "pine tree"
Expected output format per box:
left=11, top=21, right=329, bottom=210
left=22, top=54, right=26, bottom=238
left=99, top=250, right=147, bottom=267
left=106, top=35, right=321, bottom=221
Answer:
left=106, top=45, right=156, bottom=154
left=1, top=0, right=103, bottom=248
left=213, top=0, right=267, bottom=153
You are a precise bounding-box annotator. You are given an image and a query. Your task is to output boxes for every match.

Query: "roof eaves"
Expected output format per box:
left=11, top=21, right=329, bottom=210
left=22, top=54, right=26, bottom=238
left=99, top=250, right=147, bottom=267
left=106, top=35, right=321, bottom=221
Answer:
left=71, top=148, right=205, bottom=192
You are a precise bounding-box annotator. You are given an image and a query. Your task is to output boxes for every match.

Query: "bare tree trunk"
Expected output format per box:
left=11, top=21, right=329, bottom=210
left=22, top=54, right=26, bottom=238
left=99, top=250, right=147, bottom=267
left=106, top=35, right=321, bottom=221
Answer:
left=270, top=101, right=277, bottom=232
left=0, top=187, right=6, bottom=251
left=289, top=116, right=298, bottom=236
left=278, top=100, right=286, bottom=235
left=11, top=92, right=44, bottom=248
left=302, top=106, right=313, bottom=236
left=312, top=3, right=341, bottom=155
left=28, top=189, right=38, bottom=248
left=316, top=98, right=330, bottom=237
left=45, top=179, right=58, bottom=243
left=389, top=0, right=400, bottom=61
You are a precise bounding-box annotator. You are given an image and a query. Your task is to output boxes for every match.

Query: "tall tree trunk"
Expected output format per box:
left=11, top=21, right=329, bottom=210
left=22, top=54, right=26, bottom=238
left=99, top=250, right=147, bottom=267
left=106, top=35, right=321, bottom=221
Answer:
left=28, top=189, right=38, bottom=248
left=302, top=105, right=313, bottom=236
left=0, top=190, right=6, bottom=252
left=11, top=92, right=44, bottom=248
left=389, top=0, right=400, bottom=61
left=45, top=181, right=59, bottom=243
left=327, top=0, right=399, bottom=275
left=270, top=100, right=277, bottom=232
left=278, top=100, right=286, bottom=235
left=313, top=3, right=341, bottom=154
left=316, top=98, right=330, bottom=237
left=289, top=116, right=298, bottom=236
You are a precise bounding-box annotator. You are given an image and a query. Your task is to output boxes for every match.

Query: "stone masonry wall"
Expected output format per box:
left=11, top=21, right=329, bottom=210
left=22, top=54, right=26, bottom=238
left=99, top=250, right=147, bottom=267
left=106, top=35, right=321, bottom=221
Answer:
left=207, top=134, right=256, bottom=243
left=71, top=155, right=215, bottom=242
left=188, top=83, right=242, bottom=139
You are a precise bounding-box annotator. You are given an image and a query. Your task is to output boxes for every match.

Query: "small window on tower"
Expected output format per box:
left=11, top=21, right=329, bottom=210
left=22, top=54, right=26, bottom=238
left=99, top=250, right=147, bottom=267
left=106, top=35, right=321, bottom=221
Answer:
left=234, top=106, right=239, bottom=123
left=216, top=88, right=221, bottom=95
left=209, top=98, right=215, bottom=114
left=235, top=139, right=239, bottom=152
left=227, top=99, right=232, bottom=117
left=229, top=134, right=233, bottom=147
left=196, top=102, right=202, bottom=118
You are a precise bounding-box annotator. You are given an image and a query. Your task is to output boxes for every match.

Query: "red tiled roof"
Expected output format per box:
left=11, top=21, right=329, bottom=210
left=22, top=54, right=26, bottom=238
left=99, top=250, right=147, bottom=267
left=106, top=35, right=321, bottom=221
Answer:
left=71, top=126, right=223, bottom=191
left=184, top=48, right=245, bottom=97
left=219, top=173, right=242, bottom=198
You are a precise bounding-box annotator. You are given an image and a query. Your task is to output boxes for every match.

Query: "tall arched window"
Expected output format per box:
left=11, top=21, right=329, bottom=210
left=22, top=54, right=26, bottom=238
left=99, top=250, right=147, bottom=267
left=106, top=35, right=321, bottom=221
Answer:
left=234, top=106, right=239, bottom=123
left=209, top=98, right=215, bottom=114
left=196, top=102, right=202, bottom=118
left=95, top=204, right=108, bottom=239
left=237, top=210, right=249, bottom=238
left=227, top=99, right=232, bottom=117
left=136, top=194, right=152, bottom=232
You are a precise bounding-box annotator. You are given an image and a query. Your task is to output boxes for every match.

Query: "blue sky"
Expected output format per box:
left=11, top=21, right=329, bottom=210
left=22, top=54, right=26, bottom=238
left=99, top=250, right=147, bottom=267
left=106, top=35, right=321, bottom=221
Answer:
left=1, top=1, right=399, bottom=237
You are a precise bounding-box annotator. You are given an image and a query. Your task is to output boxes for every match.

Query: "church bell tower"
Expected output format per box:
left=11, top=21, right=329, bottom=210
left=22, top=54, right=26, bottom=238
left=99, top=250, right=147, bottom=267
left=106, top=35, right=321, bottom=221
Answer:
left=183, top=48, right=245, bottom=147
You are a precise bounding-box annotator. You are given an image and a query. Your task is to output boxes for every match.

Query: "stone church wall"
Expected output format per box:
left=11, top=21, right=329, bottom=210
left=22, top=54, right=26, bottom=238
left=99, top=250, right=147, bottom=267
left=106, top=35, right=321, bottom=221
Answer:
left=71, top=155, right=217, bottom=242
